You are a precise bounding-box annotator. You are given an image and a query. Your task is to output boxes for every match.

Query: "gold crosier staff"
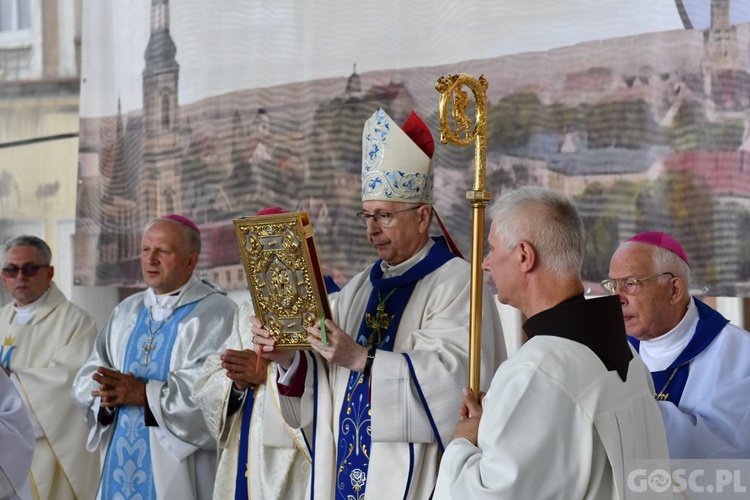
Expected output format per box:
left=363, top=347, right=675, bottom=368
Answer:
left=435, top=74, right=489, bottom=395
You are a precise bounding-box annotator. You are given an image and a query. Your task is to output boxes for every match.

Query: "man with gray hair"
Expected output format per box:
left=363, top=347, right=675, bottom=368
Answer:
left=72, top=215, right=236, bottom=499
left=435, top=186, right=669, bottom=499
left=0, top=235, right=99, bottom=500
left=253, top=108, right=506, bottom=499
left=607, top=231, right=750, bottom=458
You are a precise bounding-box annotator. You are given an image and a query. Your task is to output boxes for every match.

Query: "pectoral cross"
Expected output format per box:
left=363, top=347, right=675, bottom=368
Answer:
left=142, top=312, right=167, bottom=369
left=141, top=336, right=157, bottom=368
left=365, top=291, right=395, bottom=348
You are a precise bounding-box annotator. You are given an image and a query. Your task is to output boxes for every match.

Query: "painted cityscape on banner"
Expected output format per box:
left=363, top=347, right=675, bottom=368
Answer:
left=75, top=0, right=750, bottom=296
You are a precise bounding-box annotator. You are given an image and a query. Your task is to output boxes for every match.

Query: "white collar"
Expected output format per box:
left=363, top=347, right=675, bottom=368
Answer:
left=379, top=239, right=434, bottom=279
left=638, top=297, right=698, bottom=371
left=11, top=286, right=52, bottom=325
left=144, top=276, right=195, bottom=322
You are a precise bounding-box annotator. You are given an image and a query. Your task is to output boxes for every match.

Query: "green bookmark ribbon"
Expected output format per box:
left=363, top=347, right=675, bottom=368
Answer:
left=320, top=318, right=328, bottom=348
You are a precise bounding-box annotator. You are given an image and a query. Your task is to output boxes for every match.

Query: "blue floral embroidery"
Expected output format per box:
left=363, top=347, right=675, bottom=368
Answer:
left=361, top=108, right=432, bottom=202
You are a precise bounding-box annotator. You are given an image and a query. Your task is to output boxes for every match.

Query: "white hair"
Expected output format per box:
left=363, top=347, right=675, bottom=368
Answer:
left=488, top=186, right=585, bottom=277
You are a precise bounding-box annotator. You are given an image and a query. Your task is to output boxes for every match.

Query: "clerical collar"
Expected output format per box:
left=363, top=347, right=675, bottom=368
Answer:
left=144, top=275, right=195, bottom=322
left=523, top=294, right=633, bottom=381
left=379, top=239, right=434, bottom=279
left=638, top=297, right=697, bottom=372
left=12, top=286, right=52, bottom=325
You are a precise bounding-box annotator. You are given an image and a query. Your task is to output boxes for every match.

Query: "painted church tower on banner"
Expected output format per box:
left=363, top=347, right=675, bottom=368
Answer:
left=702, top=0, right=738, bottom=100
left=141, top=0, right=181, bottom=224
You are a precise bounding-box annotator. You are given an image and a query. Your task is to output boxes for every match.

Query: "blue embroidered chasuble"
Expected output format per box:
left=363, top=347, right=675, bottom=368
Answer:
left=628, top=299, right=728, bottom=405
left=335, top=239, right=455, bottom=500
left=100, top=302, right=197, bottom=499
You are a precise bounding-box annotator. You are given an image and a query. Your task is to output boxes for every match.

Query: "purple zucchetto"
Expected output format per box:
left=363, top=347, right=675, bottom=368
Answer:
left=626, top=231, right=689, bottom=266
left=255, top=206, right=288, bottom=216
left=161, top=214, right=200, bottom=235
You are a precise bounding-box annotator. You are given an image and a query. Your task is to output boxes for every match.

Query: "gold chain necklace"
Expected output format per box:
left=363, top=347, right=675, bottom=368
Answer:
left=654, top=366, right=680, bottom=401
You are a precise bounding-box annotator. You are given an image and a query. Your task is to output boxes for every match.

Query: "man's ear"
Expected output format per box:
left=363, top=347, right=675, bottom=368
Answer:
left=417, top=205, right=432, bottom=233
left=187, top=252, right=199, bottom=272
left=517, top=240, right=536, bottom=273
left=669, top=275, right=687, bottom=306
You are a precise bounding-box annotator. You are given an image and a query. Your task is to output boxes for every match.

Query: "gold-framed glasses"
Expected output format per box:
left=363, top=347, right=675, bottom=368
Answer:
left=355, top=205, right=422, bottom=227
left=601, top=272, right=675, bottom=295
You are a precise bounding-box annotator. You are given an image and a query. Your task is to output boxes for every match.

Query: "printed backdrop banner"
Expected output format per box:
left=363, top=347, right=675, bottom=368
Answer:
left=75, top=0, right=750, bottom=297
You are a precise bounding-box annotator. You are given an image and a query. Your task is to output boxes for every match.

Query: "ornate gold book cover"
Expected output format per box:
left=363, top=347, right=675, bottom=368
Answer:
left=233, top=211, right=332, bottom=349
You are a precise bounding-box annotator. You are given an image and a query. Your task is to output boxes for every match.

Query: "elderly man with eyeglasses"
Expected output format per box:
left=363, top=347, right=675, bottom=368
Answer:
left=0, top=235, right=99, bottom=500
left=606, top=231, right=750, bottom=458
left=252, top=108, right=506, bottom=499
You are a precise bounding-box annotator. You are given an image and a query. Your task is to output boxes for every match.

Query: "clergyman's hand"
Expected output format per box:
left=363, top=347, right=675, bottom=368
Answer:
left=250, top=316, right=296, bottom=369
left=221, top=348, right=269, bottom=391
left=92, top=366, right=147, bottom=408
left=450, top=387, right=484, bottom=446
left=307, top=319, right=367, bottom=373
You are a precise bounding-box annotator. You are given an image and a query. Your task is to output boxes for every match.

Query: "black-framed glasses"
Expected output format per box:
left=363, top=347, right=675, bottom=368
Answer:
left=355, top=205, right=422, bottom=227
left=601, top=272, right=675, bottom=296
left=2, top=264, right=50, bottom=278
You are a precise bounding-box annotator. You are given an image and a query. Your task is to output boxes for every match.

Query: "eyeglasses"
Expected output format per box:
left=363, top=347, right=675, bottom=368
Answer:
left=2, top=264, right=50, bottom=278
left=355, top=205, right=422, bottom=227
left=601, top=272, right=675, bottom=296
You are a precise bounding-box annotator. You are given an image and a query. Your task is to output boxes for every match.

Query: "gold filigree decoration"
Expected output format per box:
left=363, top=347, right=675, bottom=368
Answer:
left=234, top=212, right=331, bottom=349
left=435, top=73, right=491, bottom=395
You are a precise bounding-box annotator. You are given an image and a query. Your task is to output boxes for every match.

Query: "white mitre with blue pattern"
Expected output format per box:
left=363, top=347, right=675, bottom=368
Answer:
left=361, top=108, right=434, bottom=204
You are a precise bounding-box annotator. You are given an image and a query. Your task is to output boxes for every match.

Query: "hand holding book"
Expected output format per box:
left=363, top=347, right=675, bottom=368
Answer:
left=234, top=211, right=332, bottom=350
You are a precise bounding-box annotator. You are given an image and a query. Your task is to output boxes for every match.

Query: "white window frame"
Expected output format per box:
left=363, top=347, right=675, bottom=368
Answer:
left=0, top=0, right=32, bottom=47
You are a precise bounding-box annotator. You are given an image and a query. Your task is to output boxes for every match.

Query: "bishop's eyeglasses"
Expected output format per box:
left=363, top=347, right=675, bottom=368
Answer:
left=601, top=272, right=675, bottom=295
left=355, top=205, right=422, bottom=228
left=2, top=264, right=50, bottom=278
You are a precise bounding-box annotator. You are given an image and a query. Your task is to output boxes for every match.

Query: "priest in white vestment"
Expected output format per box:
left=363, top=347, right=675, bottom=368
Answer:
left=253, top=108, right=507, bottom=499
left=195, top=206, right=342, bottom=500
left=195, top=299, right=312, bottom=500
left=435, top=187, right=669, bottom=500
left=71, top=215, right=237, bottom=499
left=0, top=369, right=34, bottom=500
left=0, top=235, right=99, bottom=500
left=608, top=231, right=750, bottom=458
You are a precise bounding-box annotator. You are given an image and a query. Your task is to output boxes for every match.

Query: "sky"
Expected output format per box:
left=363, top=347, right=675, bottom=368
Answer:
left=682, top=0, right=750, bottom=28
left=78, top=0, right=748, bottom=118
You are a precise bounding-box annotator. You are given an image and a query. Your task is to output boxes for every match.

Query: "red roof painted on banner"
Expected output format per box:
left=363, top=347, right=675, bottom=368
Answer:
left=663, top=150, right=750, bottom=197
